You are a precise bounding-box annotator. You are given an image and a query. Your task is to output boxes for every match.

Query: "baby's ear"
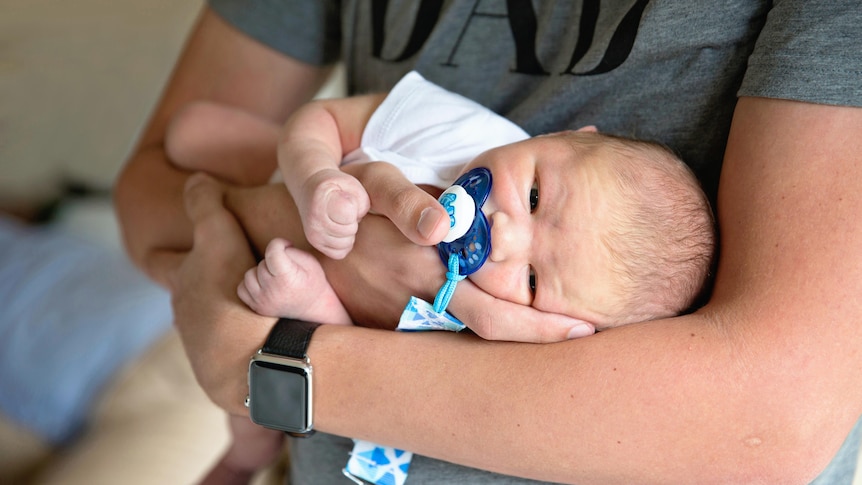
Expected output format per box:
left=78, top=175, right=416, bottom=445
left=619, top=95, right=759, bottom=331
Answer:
left=575, top=125, right=598, bottom=133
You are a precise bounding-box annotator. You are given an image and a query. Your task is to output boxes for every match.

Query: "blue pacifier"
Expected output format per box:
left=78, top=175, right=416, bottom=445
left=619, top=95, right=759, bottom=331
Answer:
left=432, top=167, right=492, bottom=312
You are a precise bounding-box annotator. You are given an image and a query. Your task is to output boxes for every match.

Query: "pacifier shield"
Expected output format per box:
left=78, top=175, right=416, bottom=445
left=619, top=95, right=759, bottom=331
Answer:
left=436, top=167, right=492, bottom=276
left=436, top=214, right=491, bottom=276
left=454, top=167, right=492, bottom=208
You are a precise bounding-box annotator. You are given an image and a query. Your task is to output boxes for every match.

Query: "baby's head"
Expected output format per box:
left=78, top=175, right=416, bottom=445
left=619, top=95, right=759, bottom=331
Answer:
left=460, top=130, right=715, bottom=330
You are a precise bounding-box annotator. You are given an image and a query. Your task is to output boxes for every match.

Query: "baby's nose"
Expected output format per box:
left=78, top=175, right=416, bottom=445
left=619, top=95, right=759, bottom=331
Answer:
left=489, top=212, right=527, bottom=262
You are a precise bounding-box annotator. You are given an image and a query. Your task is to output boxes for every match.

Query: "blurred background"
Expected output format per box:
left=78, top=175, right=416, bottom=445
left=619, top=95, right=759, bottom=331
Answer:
left=0, top=1, right=339, bottom=483
left=1, top=0, right=202, bottom=204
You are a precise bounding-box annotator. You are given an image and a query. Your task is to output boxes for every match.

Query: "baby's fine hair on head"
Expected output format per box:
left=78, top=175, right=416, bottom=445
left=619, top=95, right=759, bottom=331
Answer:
left=595, top=134, right=716, bottom=325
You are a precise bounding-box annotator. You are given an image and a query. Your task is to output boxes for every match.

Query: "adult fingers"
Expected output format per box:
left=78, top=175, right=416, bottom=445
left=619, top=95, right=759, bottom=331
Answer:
left=147, top=249, right=188, bottom=292
left=448, top=280, right=595, bottom=343
left=342, top=162, right=450, bottom=246
left=184, top=172, right=225, bottom=224
left=184, top=174, right=249, bottom=258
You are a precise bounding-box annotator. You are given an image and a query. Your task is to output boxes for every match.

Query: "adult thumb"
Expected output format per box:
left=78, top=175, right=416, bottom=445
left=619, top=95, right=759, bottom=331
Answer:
left=343, top=161, right=449, bottom=246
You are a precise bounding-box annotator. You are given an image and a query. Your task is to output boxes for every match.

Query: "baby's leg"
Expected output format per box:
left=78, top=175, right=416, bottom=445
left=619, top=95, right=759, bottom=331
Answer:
left=165, top=101, right=280, bottom=185
left=238, top=238, right=352, bottom=325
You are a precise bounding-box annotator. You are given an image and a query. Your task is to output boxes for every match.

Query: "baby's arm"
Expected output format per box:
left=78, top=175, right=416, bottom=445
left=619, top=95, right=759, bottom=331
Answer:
left=278, top=94, right=386, bottom=259
left=165, top=101, right=281, bottom=186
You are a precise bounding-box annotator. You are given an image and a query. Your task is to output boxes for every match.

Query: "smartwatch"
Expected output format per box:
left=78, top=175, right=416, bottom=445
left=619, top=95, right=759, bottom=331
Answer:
left=246, top=318, right=322, bottom=437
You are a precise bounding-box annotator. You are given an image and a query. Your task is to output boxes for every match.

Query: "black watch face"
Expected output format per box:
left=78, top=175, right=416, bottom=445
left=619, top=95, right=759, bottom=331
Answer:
left=248, top=360, right=310, bottom=433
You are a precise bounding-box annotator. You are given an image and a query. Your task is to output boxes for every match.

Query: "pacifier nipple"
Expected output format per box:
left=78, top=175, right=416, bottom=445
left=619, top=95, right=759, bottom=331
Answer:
left=439, top=185, right=476, bottom=243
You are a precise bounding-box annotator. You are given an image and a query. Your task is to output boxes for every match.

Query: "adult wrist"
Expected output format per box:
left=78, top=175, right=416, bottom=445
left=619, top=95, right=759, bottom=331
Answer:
left=247, top=318, right=322, bottom=437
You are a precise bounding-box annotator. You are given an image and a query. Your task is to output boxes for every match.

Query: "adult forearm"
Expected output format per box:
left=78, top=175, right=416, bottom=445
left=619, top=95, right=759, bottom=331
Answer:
left=114, top=144, right=193, bottom=285
left=222, top=183, right=312, bottom=256
left=308, top=308, right=850, bottom=484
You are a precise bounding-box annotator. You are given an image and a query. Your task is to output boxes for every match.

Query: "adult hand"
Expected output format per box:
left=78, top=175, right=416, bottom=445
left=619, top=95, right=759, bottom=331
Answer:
left=322, top=212, right=445, bottom=328
left=167, top=173, right=276, bottom=415
left=446, top=279, right=596, bottom=343
left=342, top=162, right=451, bottom=246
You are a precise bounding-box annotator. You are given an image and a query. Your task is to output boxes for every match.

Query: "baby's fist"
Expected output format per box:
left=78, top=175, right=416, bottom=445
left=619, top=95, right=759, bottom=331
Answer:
left=302, top=169, right=370, bottom=259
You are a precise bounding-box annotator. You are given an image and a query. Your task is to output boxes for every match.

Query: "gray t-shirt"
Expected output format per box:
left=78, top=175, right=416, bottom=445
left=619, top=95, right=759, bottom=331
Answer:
left=207, top=1, right=861, bottom=483
left=209, top=0, right=859, bottom=204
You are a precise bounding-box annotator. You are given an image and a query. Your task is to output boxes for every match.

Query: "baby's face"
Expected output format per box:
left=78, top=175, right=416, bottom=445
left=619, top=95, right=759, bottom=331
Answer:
left=460, top=131, right=621, bottom=326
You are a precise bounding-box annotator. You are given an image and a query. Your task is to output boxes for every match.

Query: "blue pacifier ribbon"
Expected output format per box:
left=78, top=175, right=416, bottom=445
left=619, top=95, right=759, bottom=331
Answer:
left=432, top=254, right=467, bottom=313
left=432, top=167, right=493, bottom=313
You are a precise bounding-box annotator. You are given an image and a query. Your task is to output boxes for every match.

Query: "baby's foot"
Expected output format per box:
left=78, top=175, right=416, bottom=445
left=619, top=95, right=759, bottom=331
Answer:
left=238, top=238, right=352, bottom=325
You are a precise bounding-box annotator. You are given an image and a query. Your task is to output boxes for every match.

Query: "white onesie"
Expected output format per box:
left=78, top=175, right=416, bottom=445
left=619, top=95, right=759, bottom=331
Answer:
left=342, top=71, right=529, bottom=188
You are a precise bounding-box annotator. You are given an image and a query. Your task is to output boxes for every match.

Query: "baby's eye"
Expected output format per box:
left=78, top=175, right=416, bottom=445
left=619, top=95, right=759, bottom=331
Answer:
left=529, top=179, right=539, bottom=213
left=528, top=266, right=536, bottom=296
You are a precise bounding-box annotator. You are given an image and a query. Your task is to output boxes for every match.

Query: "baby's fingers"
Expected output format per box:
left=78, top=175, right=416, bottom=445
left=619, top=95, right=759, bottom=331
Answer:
left=238, top=266, right=262, bottom=308
left=314, top=234, right=356, bottom=260
left=307, top=176, right=370, bottom=259
left=326, top=189, right=369, bottom=226
left=262, top=238, right=296, bottom=275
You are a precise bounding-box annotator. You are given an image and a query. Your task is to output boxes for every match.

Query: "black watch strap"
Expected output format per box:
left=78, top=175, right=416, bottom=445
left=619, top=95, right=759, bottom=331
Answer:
left=262, top=318, right=322, bottom=359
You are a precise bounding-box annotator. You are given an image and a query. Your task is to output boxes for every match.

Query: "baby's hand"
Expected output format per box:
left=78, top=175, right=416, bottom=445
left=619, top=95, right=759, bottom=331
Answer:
left=298, top=168, right=371, bottom=259
left=238, top=238, right=353, bottom=325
